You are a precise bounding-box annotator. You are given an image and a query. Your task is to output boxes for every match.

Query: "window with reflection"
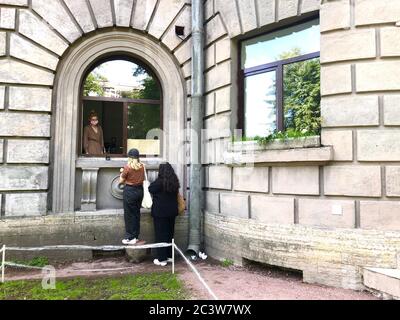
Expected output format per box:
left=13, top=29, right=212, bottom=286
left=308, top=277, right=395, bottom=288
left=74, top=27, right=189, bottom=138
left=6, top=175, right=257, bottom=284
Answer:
left=81, top=57, right=162, bottom=157
left=240, top=18, right=321, bottom=138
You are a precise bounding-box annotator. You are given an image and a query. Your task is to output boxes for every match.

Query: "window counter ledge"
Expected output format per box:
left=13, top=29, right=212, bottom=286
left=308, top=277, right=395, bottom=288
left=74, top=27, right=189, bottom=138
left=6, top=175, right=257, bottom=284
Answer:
left=75, top=157, right=164, bottom=169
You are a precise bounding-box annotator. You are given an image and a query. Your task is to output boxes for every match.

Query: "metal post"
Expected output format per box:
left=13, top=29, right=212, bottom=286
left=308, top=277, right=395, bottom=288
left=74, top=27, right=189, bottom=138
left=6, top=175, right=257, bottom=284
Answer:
left=172, top=239, right=175, bottom=275
left=1, top=245, right=5, bottom=284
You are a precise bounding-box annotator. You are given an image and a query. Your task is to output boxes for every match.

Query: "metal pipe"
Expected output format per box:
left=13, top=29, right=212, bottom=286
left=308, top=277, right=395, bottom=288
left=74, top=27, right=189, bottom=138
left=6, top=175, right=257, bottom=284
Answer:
left=187, top=0, right=204, bottom=256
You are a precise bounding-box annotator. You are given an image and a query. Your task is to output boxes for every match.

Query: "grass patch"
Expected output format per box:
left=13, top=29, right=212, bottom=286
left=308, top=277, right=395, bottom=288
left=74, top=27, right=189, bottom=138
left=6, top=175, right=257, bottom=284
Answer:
left=12, top=257, right=50, bottom=268
left=221, top=259, right=234, bottom=268
left=0, top=273, right=188, bottom=300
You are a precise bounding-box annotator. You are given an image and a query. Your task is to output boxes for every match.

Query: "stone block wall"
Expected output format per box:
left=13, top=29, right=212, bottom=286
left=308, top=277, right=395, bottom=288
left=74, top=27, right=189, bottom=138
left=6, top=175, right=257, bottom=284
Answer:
left=203, top=0, right=400, bottom=289
left=0, top=0, right=192, bottom=218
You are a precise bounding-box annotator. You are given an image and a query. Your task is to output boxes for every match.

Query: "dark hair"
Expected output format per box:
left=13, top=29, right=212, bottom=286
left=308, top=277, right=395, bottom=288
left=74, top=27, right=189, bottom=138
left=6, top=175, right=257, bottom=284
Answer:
left=158, top=163, right=180, bottom=193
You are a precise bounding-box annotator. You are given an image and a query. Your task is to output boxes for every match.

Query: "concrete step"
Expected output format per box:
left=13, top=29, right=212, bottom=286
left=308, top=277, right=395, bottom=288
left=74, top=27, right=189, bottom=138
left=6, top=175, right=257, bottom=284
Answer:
left=363, top=268, right=400, bottom=300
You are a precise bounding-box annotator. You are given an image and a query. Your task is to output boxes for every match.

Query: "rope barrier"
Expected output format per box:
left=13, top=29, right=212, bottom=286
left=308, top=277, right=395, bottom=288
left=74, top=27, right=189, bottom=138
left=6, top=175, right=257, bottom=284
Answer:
left=0, top=241, right=219, bottom=300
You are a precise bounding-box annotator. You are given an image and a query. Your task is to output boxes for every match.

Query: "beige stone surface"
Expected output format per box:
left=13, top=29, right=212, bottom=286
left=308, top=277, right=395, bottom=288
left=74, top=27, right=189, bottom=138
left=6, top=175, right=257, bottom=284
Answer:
left=131, top=0, right=158, bottom=30
left=278, top=0, right=299, bottom=21
left=0, top=59, right=54, bottom=85
left=321, top=64, right=352, bottom=95
left=9, top=33, right=59, bottom=70
left=233, top=167, right=269, bottom=193
left=360, top=201, right=400, bottom=231
left=0, top=0, right=27, bottom=5
left=321, top=29, right=376, bottom=63
left=5, top=193, right=47, bottom=216
left=64, top=0, right=95, bottom=33
left=256, top=0, right=275, bottom=27
left=205, top=61, right=231, bottom=92
left=174, top=38, right=191, bottom=64
left=272, top=166, right=320, bottom=196
left=215, top=37, right=231, bottom=64
left=0, top=7, right=16, bottom=29
left=321, top=130, right=353, bottom=161
left=205, top=0, right=214, bottom=21
left=324, top=166, right=382, bottom=197
left=19, top=9, right=68, bottom=56
left=0, top=85, right=4, bottom=110
left=355, top=0, right=400, bottom=25
left=381, top=27, right=400, bottom=57
left=32, top=0, right=81, bottom=43
left=162, top=4, right=191, bottom=51
left=386, top=167, right=400, bottom=197
left=88, top=0, right=113, bottom=28
left=205, top=191, right=220, bottom=213
left=357, top=61, right=400, bottom=92
left=9, top=86, right=52, bottom=112
left=384, top=95, right=400, bottom=126
left=205, top=14, right=226, bottom=45
left=215, top=0, right=241, bottom=38
left=298, top=199, right=356, bottom=229
left=364, top=268, right=400, bottom=299
left=251, top=196, right=295, bottom=225
left=207, top=166, right=232, bottom=190
left=215, top=86, right=231, bottom=113
left=357, top=130, right=400, bottom=162
left=148, top=0, right=186, bottom=39
left=0, top=112, right=51, bottom=137
left=301, top=0, right=320, bottom=13
left=204, top=112, right=231, bottom=140
left=321, top=95, right=379, bottom=127
left=237, top=0, right=257, bottom=33
left=0, top=139, right=3, bottom=163
left=320, top=0, right=350, bottom=32
left=0, top=31, right=5, bottom=56
left=220, top=193, right=249, bottom=219
left=7, top=139, right=50, bottom=164
left=0, top=166, right=48, bottom=191
left=114, top=0, right=135, bottom=27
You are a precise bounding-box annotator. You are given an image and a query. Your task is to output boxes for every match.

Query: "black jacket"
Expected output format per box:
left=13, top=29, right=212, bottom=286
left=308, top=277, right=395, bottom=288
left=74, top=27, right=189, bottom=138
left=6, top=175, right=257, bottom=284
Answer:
left=148, top=179, right=179, bottom=218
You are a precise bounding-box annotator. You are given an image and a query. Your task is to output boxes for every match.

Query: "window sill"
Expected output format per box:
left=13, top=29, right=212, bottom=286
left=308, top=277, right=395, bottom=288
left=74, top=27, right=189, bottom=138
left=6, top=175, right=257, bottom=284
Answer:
left=225, top=136, right=333, bottom=165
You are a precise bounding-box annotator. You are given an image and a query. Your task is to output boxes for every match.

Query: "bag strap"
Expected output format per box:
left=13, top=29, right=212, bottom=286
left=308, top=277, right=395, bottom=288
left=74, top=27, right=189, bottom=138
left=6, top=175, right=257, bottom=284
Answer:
left=143, top=164, right=148, bottom=181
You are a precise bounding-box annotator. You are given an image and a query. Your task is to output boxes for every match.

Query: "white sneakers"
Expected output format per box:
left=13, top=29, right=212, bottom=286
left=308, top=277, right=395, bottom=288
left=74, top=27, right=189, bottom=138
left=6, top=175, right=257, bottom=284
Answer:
left=167, top=258, right=174, bottom=263
left=153, top=259, right=168, bottom=267
left=122, top=238, right=139, bottom=245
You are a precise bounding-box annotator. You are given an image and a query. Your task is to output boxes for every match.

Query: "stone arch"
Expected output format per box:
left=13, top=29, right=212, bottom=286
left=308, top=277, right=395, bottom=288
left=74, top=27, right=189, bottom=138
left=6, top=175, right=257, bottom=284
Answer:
left=51, top=30, right=187, bottom=214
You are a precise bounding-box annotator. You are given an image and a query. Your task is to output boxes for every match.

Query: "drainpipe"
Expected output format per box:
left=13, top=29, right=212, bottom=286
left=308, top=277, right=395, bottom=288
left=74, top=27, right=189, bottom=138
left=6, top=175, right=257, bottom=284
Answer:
left=187, top=0, right=204, bottom=256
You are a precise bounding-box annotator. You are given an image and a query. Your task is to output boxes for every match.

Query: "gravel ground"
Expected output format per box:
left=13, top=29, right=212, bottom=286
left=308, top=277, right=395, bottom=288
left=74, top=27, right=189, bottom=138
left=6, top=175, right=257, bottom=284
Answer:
left=3, top=257, right=378, bottom=300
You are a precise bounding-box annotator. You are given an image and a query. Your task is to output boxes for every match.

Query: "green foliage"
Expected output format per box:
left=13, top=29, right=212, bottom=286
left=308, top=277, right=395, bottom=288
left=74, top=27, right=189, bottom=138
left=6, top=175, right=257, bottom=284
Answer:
left=255, top=129, right=317, bottom=146
left=83, top=72, right=107, bottom=96
left=13, top=257, right=49, bottom=268
left=0, top=273, right=188, bottom=300
left=221, top=259, right=234, bottom=268
left=282, top=51, right=321, bottom=134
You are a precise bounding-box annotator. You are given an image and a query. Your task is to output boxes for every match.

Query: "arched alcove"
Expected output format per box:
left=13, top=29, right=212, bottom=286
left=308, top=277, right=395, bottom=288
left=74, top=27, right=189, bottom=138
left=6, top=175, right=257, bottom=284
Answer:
left=51, top=31, right=187, bottom=214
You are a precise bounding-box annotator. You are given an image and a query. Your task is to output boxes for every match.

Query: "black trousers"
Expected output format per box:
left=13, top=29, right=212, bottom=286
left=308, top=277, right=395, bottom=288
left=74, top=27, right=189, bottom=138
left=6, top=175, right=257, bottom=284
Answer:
left=123, top=185, right=144, bottom=239
left=153, top=216, right=176, bottom=262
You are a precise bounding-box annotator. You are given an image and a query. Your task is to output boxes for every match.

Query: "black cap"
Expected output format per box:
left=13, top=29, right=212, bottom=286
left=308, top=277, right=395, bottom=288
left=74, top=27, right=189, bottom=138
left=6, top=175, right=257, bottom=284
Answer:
left=128, top=149, right=140, bottom=159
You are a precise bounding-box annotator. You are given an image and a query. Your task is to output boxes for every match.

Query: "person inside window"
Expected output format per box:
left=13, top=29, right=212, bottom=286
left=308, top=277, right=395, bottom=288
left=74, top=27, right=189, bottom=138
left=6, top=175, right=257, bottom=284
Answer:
left=120, top=149, right=145, bottom=245
left=149, top=163, right=180, bottom=267
left=83, top=111, right=105, bottom=156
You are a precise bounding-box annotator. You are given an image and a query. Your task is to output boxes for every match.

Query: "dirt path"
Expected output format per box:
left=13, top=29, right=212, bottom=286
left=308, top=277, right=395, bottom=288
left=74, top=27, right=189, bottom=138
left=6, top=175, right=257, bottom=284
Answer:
left=3, top=257, right=378, bottom=300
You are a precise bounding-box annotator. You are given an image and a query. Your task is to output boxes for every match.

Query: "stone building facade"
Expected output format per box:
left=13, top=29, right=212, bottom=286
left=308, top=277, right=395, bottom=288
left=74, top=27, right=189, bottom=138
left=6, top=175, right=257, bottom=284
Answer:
left=0, top=0, right=400, bottom=290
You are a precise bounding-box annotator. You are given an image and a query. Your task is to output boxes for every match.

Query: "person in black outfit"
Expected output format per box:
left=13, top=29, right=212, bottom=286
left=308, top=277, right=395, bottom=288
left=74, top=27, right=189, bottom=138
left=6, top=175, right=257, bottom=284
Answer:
left=149, top=163, right=180, bottom=267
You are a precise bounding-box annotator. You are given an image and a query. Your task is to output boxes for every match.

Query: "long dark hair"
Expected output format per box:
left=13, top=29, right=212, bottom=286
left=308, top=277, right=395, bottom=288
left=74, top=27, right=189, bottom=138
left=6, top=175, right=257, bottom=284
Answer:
left=158, top=163, right=180, bottom=193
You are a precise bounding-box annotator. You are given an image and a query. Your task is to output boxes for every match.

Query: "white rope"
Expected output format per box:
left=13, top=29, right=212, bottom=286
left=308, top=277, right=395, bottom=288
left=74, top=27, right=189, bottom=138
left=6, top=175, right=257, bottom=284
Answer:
left=6, top=243, right=171, bottom=252
left=173, top=244, right=219, bottom=301
left=4, top=262, right=46, bottom=271
left=1, top=245, right=5, bottom=284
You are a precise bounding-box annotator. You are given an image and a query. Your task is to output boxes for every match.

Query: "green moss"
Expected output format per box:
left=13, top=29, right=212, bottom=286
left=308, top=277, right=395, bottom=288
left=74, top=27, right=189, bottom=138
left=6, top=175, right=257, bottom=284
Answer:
left=221, top=259, right=234, bottom=268
left=12, top=257, right=50, bottom=268
left=0, top=273, right=188, bottom=301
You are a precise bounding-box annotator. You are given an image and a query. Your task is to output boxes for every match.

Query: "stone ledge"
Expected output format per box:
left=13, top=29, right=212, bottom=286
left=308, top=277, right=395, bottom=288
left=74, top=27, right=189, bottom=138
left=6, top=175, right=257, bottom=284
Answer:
left=225, top=146, right=334, bottom=166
